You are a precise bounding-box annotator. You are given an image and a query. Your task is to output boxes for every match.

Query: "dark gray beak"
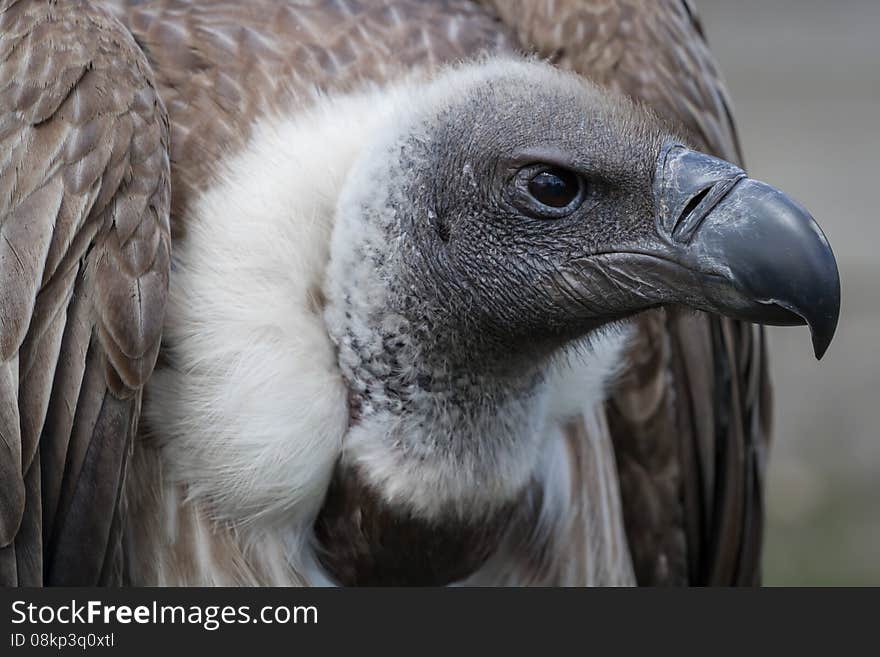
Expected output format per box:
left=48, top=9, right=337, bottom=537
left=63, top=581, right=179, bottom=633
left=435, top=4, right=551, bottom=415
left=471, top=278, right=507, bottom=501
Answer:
left=562, top=144, right=840, bottom=358
left=651, top=144, right=841, bottom=358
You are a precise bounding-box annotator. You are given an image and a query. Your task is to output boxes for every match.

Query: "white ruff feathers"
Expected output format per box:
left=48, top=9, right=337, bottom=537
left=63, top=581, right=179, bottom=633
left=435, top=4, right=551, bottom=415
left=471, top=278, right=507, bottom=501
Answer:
left=144, top=89, right=403, bottom=530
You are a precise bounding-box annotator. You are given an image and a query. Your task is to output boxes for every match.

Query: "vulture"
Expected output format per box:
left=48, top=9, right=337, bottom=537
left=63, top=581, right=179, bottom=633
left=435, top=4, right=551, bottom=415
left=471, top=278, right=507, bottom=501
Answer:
left=0, top=0, right=840, bottom=587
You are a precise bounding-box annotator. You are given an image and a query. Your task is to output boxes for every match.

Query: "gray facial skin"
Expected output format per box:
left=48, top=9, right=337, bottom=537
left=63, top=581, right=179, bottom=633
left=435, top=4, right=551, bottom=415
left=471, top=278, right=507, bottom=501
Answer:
left=317, top=64, right=839, bottom=585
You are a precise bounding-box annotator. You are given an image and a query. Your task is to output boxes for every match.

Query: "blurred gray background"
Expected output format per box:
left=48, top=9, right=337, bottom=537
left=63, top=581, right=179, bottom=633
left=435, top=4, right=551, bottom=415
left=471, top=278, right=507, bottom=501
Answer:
left=698, top=0, right=879, bottom=585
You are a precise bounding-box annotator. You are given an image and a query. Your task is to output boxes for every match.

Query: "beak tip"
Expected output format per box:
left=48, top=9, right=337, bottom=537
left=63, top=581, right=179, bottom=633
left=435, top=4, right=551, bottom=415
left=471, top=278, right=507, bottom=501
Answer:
left=810, top=310, right=839, bottom=361
left=812, top=334, right=830, bottom=361
left=810, top=270, right=841, bottom=361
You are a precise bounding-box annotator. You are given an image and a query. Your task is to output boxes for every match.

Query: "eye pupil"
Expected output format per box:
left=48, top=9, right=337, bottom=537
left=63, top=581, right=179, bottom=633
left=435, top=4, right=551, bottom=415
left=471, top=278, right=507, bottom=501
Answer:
left=527, top=168, right=581, bottom=209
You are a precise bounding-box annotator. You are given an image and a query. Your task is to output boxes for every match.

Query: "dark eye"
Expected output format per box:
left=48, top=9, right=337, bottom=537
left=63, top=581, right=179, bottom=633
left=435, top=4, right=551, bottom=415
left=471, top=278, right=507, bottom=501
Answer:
left=527, top=168, right=583, bottom=209
left=507, top=163, right=589, bottom=219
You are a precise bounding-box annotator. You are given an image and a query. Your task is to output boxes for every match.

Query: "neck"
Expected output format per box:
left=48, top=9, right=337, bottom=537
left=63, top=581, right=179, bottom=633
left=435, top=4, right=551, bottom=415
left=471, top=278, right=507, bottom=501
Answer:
left=315, top=305, right=567, bottom=584
left=314, top=314, right=634, bottom=584
left=338, top=335, right=555, bottom=519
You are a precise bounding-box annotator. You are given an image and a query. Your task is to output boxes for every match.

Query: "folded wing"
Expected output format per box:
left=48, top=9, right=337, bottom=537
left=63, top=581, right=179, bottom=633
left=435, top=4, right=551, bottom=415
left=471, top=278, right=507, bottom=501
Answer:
left=0, top=0, right=170, bottom=585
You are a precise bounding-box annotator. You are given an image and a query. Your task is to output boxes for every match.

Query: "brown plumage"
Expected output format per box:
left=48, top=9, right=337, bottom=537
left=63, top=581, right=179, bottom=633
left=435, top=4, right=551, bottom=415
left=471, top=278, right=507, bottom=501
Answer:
left=1, top=0, right=769, bottom=586
left=0, top=0, right=170, bottom=584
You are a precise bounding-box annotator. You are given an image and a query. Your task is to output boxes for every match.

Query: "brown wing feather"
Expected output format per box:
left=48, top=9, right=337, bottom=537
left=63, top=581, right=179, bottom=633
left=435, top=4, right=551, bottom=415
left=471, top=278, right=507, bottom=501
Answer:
left=480, top=0, right=770, bottom=585
left=0, top=0, right=170, bottom=585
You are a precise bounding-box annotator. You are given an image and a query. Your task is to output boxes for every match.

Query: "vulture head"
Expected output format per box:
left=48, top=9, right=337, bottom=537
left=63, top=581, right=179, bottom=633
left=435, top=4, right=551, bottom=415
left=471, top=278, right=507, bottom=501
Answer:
left=315, top=59, right=839, bottom=583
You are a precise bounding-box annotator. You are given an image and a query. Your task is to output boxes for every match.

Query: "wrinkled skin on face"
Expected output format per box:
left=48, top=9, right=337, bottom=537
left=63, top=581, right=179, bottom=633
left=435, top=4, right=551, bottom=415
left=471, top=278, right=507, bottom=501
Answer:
left=387, top=74, right=669, bottom=370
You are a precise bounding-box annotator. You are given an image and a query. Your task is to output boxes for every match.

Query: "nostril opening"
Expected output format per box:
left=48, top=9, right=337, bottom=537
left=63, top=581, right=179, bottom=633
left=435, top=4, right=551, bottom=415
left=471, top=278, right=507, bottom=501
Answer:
left=670, top=175, right=747, bottom=243
left=679, top=186, right=712, bottom=225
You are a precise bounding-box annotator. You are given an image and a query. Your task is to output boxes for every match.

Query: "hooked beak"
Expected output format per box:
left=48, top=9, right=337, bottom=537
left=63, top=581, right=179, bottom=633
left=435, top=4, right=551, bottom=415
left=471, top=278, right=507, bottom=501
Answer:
left=565, top=144, right=841, bottom=358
